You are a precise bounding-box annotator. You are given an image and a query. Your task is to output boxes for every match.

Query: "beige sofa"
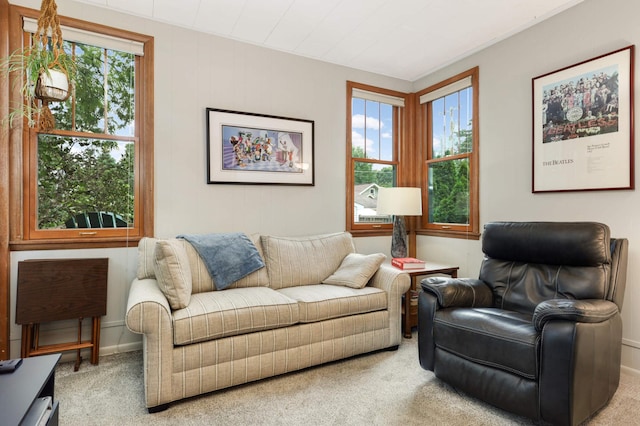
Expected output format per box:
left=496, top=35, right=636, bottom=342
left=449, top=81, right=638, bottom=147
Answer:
left=126, top=232, right=410, bottom=412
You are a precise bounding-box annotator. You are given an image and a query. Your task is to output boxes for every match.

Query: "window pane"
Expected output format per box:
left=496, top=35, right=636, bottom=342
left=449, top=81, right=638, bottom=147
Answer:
left=365, top=100, right=380, bottom=159
left=353, top=162, right=396, bottom=223
left=351, top=97, right=366, bottom=158
left=427, top=158, right=469, bottom=224
left=106, top=50, right=135, bottom=136
left=431, top=97, right=445, bottom=158
left=458, top=87, right=473, bottom=154
left=49, top=43, right=135, bottom=135
left=352, top=97, right=394, bottom=161
left=380, top=103, right=393, bottom=161
left=430, top=87, right=473, bottom=158
left=37, top=134, right=134, bottom=230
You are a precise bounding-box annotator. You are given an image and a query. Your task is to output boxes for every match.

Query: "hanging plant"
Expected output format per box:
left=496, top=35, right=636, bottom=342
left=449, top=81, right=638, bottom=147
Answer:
left=1, top=0, right=77, bottom=130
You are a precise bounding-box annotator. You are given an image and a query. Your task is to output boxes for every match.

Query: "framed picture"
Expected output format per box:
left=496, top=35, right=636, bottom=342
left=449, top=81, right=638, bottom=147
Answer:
left=532, top=45, right=634, bottom=192
left=207, top=108, right=314, bottom=185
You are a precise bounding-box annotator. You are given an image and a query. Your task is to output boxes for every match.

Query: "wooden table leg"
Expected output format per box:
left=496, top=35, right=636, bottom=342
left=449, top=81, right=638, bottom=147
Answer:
left=404, top=267, right=459, bottom=339
left=74, top=318, right=83, bottom=371
left=91, top=317, right=101, bottom=365
left=403, top=276, right=416, bottom=338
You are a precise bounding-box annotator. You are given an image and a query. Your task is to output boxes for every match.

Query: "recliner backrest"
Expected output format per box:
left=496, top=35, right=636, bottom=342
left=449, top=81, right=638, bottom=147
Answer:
left=479, top=222, right=612, bottom=314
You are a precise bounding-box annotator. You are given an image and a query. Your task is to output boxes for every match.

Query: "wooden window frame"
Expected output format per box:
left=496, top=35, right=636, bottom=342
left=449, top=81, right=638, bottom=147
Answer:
left=417, top=67, right=480, bottom=240
left=7, top=5, right=154, bottom=250
left=1, top=0, right=10, bottom=360
left=345, top=81, right=412, bottom=236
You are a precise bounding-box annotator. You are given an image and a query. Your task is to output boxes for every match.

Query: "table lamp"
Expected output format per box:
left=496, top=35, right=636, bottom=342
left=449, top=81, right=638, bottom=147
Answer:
left=376, top=187, right=422, bottom=258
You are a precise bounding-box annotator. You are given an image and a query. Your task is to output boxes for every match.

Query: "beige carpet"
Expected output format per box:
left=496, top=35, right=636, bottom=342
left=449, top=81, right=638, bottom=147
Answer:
left=55, top=334, right=640, bottom=425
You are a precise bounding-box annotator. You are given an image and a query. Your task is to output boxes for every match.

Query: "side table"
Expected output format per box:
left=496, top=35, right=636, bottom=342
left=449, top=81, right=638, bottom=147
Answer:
left=399, top=262, right=459, bottom=338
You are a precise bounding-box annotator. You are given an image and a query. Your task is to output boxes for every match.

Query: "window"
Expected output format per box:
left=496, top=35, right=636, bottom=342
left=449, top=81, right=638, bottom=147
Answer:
left=418, top=67, right=479, bottom=238
left=10, top=8, right=153, bottom=247
left=346, top=82, right=407, bottom=234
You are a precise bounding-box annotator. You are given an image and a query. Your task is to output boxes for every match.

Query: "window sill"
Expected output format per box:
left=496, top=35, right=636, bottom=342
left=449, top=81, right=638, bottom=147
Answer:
left=10, top=236, right=143, bottom=251
left=417, top=229, right=481, bottom=240
left=347, top=228, right=393, bottom=238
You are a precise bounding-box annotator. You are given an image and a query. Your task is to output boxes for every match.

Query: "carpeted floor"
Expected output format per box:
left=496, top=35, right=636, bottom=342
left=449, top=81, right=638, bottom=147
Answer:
left=55, top=334, right=640, bottom=425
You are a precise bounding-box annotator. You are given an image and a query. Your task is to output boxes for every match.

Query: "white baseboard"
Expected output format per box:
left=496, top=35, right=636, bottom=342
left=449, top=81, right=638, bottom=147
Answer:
left=56, top=340, right=142, bottom=364
left=100, top=340, right=142, bottom=355
left=621, top=365, right=640, bottom=377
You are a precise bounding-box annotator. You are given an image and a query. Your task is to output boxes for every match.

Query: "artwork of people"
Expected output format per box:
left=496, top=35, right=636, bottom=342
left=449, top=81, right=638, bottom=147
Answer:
left=222, top=126, right=303, bottom=173
left=541, top=65, right=619, bottom=143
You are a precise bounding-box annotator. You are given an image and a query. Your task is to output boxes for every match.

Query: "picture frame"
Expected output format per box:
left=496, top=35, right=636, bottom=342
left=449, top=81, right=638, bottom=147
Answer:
left=206, top=108, right=314, bottom=185
left=532, top=45, right=634, bottom=192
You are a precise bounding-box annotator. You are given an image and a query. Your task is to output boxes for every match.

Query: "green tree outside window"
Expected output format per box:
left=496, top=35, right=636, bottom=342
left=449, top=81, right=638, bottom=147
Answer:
left=37, top=40, right=136, bottom=230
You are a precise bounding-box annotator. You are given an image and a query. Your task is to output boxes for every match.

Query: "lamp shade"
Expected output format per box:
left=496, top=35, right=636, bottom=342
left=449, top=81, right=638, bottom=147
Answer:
left=376, top=187, right=422, bottom=216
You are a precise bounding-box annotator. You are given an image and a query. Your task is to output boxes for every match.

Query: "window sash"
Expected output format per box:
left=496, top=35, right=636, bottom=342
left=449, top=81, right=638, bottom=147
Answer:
left=347, top=82, right=407, bottom=234
left=8, top=5, right=154, bottom=246
left=419, top=67, right=479, bottom=237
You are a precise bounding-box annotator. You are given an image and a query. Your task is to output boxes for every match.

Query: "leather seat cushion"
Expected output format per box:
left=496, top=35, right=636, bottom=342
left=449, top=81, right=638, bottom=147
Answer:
left=434, top=307, right=540, bottom=379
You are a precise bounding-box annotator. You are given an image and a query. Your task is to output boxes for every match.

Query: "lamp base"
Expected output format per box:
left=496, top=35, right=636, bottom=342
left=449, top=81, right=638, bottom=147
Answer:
left=391, top=215, right=408, bottom=258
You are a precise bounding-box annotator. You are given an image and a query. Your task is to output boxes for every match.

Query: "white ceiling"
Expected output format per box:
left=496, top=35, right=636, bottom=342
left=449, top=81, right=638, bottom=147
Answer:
left=71, top=0, right=584, bottom=81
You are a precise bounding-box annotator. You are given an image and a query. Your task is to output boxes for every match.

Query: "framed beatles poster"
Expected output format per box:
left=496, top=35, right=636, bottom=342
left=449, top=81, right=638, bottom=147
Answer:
left=207, top=108, right=314, bottom=185
left=532, top=45, right=634, bottom=192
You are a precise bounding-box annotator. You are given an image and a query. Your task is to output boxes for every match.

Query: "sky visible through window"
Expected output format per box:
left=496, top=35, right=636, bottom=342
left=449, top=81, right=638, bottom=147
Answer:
left=431, top=87, right=472, bottom=157
left=352, top=98, right=393, bottom=161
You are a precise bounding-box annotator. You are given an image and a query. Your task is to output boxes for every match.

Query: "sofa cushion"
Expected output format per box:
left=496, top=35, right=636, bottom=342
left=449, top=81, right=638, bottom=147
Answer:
left=154, top=240, right=192, bottom=309
left=277, top=285, right=387, bottom=323
left=137, top=236, right=158, bottom=279
left=172, top=287, right=299, bottom=345
left=262, top=232, right=356, bottom=290
left=322, top=253, right=386, bottom=289
left=137, top=234, right=269, bottom=293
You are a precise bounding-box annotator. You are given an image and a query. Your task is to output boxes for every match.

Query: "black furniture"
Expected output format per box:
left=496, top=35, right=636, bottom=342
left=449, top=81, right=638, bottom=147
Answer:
left=0, top=353, right=61, bottom=425
left=418, top=222, right=628, bottom=426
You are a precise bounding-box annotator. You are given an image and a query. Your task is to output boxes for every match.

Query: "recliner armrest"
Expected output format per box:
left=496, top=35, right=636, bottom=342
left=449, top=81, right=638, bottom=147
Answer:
left=533, top=298, right=619, bottom=331
left=420, top=277, right=493, bottom=308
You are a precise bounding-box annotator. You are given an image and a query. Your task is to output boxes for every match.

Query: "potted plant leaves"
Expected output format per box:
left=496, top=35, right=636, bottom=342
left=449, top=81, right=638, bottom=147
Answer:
left=1, top=0, right=77, bottom=130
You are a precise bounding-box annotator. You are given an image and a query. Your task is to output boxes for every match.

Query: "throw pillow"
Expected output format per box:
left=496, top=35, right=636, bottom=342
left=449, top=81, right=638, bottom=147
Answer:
left=322, top=252, right=386, bottom=289
left=154, top=239, right=193, bottom=309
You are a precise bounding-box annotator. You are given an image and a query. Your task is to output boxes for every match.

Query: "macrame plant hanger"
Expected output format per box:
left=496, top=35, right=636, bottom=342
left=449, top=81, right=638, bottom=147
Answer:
left=33, top=0, right=68, bottom=131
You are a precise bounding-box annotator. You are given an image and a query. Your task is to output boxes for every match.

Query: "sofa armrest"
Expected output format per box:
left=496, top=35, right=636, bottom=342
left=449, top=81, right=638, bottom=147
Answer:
left=125, top=278, right=175, bottom=409
left=368, top=264, right=411, bottom=346
left=368, top=263, right=411, bottom=293
left=421, top=277, right=493, bottom=308
left=125, top=278, right=172, bottom=334
left=533, top=298, right=619, bottom=332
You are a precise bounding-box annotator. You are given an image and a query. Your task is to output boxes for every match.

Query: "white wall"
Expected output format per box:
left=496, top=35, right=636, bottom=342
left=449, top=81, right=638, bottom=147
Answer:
left=6, top=0, right=410, bottom=359
left=413, top=0, right=640, bottom=373
left=8, top=0, right=640, bottom=373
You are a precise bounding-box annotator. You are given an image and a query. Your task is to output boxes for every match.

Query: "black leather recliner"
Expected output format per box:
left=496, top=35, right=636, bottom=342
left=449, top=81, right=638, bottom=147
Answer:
left=418, top=222, right=628, bottom=426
